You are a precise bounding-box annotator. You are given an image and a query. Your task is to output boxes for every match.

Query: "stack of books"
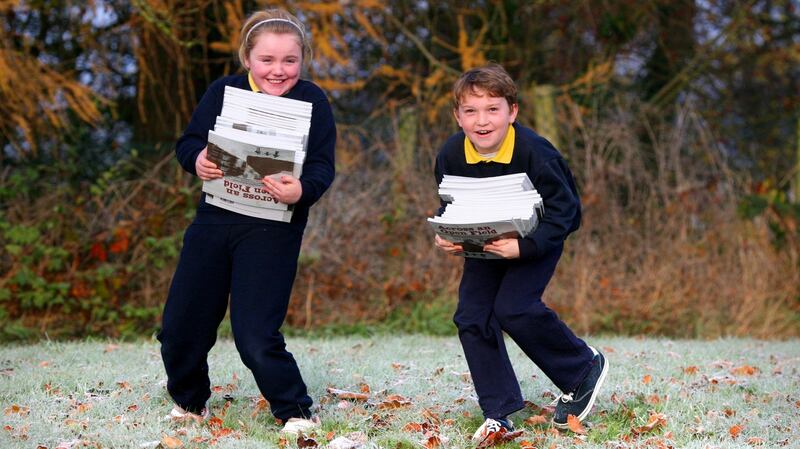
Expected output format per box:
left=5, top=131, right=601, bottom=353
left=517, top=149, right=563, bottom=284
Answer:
left=428, top=173, right=544, bottom=259
left=202, top=86, right=312, bottom=222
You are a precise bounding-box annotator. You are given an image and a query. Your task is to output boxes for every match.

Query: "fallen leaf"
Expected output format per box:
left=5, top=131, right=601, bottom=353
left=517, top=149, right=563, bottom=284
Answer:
left=376, top=394, right=412, bottom=409
left=161, top=435, right=183, bottom=448
left=731, top=365, right=758, bottom=376
left=127, top=404, right=139, bottom=412
left=747, top=437, right=764, bottom=445
left=524, top=415, right=548, bottom=425
left=632, top=412, right=667, bottom=434
left=3, top=405, right=30, bottom=416
left=403, top=422, right=424, bottom=432
left=476, top=428, right=523, bottom=448
left=643, top=375, right=653, bottom=384
left=684, top=366, right=699, bottom=375
left=359, top=383, right=371, bottom=393
left=104, top=344, right=120, bottom=353
left=327, top=387, right=369, bottom=401
left=566, top=415, right=587, bottom=435
left=423, top=435, right=441, bottom=449
left=729, top=424, right=743, bottom=438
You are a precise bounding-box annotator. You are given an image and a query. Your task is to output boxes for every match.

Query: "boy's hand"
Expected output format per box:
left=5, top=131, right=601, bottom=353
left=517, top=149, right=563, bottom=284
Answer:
left=484, top=238, right=520, bottom=259
left=195, top=147, right=223, bottom=181
left=262, top=175, right=302, bottom=205
left=435, top=235, right=463, bottom=255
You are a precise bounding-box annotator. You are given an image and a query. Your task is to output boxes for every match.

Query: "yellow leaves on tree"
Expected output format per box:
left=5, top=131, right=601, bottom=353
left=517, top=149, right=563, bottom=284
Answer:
left=456, top=14, right=487, bottom=71
left=0, top=46, right=103, bottom=156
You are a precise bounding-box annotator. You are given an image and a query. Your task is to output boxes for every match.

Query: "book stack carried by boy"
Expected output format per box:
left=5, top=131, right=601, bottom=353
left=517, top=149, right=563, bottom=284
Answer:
left=428, top=173, right=544, bottom=259
left=202, top=86, right=312, bottom=222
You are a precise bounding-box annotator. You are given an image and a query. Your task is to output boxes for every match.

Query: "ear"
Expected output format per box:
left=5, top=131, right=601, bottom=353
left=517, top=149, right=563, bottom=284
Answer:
left=509, top=103, right=519, bottom=123
left=453, top=108, right=463, bottom=128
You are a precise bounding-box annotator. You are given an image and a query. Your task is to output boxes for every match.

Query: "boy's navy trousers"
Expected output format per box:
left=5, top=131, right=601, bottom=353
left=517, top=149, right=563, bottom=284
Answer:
left=454, top=244, right=594, bottom=420
left=158, top=223, right=312, bottom=420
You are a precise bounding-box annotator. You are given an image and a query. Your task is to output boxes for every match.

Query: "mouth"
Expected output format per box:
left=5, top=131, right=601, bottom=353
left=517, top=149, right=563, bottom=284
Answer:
left=475, top=130, right=492, bottom=136
left=267, top=79, right=286, bottom=84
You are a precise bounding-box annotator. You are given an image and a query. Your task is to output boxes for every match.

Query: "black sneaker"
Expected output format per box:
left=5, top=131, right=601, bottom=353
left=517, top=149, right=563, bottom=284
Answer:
left=552, top=346, right=608, bottom=429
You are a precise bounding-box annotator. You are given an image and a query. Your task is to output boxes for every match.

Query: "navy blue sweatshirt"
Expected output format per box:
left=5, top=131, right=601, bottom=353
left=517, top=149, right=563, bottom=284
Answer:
left=175, top=74, right=336, bottom=229
left=434, top=123, right=581, bottom=260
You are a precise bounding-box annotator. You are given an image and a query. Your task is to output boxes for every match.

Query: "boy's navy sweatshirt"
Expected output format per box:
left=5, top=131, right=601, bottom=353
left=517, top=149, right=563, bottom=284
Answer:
left=434, top=123, right=581, bottom=260
left=175, top=74, right=336, bottom=230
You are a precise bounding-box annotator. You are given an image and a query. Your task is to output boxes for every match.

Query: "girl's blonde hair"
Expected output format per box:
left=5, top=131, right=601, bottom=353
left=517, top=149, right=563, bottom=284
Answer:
left=238, top=9, right=312, bottom=68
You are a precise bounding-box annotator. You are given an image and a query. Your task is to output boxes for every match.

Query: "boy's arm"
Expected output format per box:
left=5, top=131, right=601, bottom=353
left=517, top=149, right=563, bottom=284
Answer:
left=518, top=157, right=581, bottom=259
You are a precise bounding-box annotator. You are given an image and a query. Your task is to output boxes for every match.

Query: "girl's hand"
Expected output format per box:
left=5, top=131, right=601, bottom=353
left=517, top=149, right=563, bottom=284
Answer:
left=262, top=174, right=302, bottom=205
left=435, top=234, right=463, bottom=255
left=195, top=147, right=223, bottom=181
left=484, top=238, right=520, bottom=259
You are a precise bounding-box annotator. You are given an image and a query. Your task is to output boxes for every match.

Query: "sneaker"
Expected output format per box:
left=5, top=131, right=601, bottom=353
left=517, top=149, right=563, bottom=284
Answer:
left=280, top=416, right=321, bottom=435
left=552, top=346, right=609, bottom=429
left=471, top=417, right=514, bottom=443
left=164, top=405, right=210, bottom=423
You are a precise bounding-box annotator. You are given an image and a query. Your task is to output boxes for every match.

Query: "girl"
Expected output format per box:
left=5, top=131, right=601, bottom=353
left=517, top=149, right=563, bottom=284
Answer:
left=157, top=8, right=335, bottom=435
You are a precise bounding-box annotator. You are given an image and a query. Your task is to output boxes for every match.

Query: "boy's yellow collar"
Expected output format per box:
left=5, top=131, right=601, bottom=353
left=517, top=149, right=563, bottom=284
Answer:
left=248, top=72, right=260, bottom=92
left=464, top=124, right=515, bottom=164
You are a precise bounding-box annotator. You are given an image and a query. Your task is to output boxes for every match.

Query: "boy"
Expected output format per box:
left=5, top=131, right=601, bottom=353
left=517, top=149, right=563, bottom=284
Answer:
left=433, top=64, right=608, bottom=441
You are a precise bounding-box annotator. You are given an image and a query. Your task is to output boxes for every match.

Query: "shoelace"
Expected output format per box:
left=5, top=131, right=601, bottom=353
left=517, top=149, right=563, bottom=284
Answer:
left=552, top=388, right=593, bottom=406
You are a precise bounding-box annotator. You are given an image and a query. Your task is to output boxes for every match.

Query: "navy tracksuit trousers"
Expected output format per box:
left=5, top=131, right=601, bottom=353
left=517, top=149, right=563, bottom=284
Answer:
left=454, top=244, right=594, bottom=419
left=157, top=223, right=312, bottom=420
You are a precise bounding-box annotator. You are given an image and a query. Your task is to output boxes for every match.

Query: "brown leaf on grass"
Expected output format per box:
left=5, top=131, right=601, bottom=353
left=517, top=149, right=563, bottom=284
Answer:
left=723, top=408, right=736, bottom=417
left=298, top=435, right=318, bottom=448
left=566, top=415, right=587, bottom=435
left=421, top=408, right=440, bottom=424
left=729, top=424, right=743, bottom=438
left=161, top=435, right=183, bottom=448
left=104, top=344, right=120, bottom=353
left=359, top=383, right=371, bottom=393
left=327, top=387, right=369, bottom=401
left=476, top=428, right=524, bottom=448
left=524, top=415, right=548, bottom=426
left=424, top=435, right=441, bottom=449
left=731, top=365, right=758, bottom=376
left=519, top=440, right=537, bottom=449
left=647, top=394, right=661, bottom=405
left=3, top=405, right=30, bottom=416
left=403, top=422, right=424, bottom=432
left=632, top=412, right=667, bottom=435
left=377, top=394, right=412, bottom=409
left=684, top=366, right=699, bottom=375
left=747, top=437, right=764, bottom=445
left=127, top=404, right=139, bottom=412
left=277, top=436, right=289, bottom=448
left=251, top=395, right=269, bottom=417
left=642, top=374, right=653, bottom=384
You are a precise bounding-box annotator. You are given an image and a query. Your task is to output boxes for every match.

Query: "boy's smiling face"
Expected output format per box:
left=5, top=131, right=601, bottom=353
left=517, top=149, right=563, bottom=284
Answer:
left=454, top=88, right=518, bottom=154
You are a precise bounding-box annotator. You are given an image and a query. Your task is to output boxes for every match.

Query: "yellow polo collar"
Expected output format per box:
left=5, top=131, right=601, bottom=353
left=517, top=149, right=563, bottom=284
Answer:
left=464, top=124, right=515, bottom=164
left=248, top=72, right=260, bottom=92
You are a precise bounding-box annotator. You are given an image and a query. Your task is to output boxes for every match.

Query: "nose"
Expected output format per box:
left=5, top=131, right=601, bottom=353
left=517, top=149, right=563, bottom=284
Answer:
left=476, top=111, right=489, bottom=125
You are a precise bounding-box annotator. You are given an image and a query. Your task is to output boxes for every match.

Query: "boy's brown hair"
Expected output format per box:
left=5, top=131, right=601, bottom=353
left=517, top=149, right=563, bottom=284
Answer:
left=452, top=63, right=518, bottom=109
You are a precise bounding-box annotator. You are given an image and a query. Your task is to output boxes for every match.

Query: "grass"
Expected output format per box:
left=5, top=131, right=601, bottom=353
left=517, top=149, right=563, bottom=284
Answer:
left=1, top=336, right=798, bottom=448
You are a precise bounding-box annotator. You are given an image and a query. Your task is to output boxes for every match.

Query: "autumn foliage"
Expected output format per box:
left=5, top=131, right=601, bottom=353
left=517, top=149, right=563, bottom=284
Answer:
left=0, top=1, right=798, bottom=340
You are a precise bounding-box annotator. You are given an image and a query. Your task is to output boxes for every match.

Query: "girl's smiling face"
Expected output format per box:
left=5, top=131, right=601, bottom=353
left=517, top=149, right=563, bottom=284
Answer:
left=453, top=88, right=518, bottom=154
left=245, top=32, right=302, bottom=96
